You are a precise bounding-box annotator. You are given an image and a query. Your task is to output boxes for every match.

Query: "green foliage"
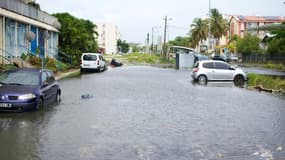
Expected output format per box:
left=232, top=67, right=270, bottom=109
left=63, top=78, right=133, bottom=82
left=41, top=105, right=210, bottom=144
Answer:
left=189, top=8, right=228, bottom=48
left=27, top=54, right=42, bottom=66
left=27, top=1, right=40, bottom=10
left=124, top=53, right=174, bottom=64
left=131, top=44, right=142, bottom=53
left=190, top=18, right=208, bottom=48
left=117, top=39, right=129, bottom=53
left=236, top=34, right=261, bottom=55
left=168, top=36, right=191, bottom=47
left=247, top=73, right=285, bottom=90
left=52, top=13, right=98, bottom=65
left=267, top=38, right=285, bottom=55
left=265, top=63, right=285, bottom=71
left=210, top=8, right=228, bottom=43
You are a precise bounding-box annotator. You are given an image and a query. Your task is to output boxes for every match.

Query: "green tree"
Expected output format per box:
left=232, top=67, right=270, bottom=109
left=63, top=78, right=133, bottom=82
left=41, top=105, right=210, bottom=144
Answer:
left=267, top=38, right=285, bottom=55
left=267, top=25, right=285, bottom=55
left=53, top=13, right=98, bottom=65
left=168, top=36, right=191, bottom=47
left=190, top=18, right=208, bottom=48
left=28, top=1, right=40, bottom=10
left=117, top=39, right=129, bottom=53
left=210, top=8, right=228, bottom=45
left=236, top=34, right=261, bottom=55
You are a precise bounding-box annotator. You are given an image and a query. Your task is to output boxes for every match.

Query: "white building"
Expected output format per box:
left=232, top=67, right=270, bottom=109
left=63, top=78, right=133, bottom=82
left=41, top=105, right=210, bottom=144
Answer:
left=96, top=24, right=119, bottom=54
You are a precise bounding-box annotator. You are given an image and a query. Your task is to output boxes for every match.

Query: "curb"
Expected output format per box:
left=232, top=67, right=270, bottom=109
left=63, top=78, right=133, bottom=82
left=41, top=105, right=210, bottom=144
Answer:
left=55, top=69, right=80, bottom=80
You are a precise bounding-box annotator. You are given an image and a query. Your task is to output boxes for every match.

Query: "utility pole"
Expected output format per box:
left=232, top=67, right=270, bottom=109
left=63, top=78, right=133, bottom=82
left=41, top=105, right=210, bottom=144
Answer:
left=163, top=16, right=171, bottom=57
left=147, top=33, right=150, bottom=53
left=151, top=27, right=154, bottom=54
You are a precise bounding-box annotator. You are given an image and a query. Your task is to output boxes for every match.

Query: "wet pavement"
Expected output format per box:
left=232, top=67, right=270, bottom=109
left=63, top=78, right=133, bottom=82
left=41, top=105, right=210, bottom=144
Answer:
left=0, top=66, right=285, bottom=160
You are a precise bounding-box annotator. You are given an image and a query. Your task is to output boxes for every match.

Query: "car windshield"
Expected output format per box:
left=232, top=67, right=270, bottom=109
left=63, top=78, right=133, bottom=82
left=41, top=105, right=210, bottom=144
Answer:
left=0, top=71, right=39, bottom=86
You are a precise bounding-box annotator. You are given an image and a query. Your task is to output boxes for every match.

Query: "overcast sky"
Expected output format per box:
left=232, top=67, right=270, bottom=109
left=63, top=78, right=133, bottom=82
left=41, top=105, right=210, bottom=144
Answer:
left=36, top=0, right=285, bottom=44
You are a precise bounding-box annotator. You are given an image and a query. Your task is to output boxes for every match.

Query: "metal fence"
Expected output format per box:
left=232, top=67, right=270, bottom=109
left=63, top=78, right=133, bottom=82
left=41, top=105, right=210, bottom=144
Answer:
left=0, top=0, right=59, bottom=27
left=242, top=54, right=285, bottom=63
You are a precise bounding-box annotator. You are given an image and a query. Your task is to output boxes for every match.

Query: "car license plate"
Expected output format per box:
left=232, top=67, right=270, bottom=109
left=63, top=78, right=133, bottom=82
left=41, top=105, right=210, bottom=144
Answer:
left=0, top=103, right=12, bottom=108
left=84, top=64, right=90, bottom=66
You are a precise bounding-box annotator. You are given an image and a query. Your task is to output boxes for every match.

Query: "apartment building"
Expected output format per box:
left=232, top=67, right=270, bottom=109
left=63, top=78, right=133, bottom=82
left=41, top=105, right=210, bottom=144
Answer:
left=96, top=24, right=119, bottom=54
left=228, top=15, right=285, bottom=39
left=0, top=0, right=60, bottom=64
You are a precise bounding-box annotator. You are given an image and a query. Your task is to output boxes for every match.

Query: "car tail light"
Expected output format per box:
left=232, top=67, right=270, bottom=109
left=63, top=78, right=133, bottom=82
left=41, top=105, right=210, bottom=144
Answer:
left=97, top=60, right=99, bottom=65
left=80, top=60, right=82, bottom=64
left=192, top=68, right=199, bottom=72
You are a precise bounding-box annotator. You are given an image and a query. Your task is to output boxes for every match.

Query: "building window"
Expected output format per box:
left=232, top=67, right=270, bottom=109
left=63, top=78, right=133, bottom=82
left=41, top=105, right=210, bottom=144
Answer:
left=17, top=22, right=28, bottom=57
left=5, top=18, right=16, bottom=58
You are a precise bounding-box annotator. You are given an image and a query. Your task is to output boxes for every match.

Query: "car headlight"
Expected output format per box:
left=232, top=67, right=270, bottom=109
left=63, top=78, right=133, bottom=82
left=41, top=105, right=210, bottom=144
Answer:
left=18, top=93, right=36, bottom=100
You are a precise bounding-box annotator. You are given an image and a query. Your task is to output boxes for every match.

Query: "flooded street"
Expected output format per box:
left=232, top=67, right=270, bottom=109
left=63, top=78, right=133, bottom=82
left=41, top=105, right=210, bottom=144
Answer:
left=0, top=66, right=285, bottom=160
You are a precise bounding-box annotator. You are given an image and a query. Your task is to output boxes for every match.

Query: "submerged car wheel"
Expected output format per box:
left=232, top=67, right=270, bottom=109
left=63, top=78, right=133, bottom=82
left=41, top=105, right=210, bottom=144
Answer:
left=35, top=98, right=44, bottom=110
left=198, top=75, right=207, bottom=84
left=234, top=75, right=245, bottom=86
left=55, top=91, right=61, bottom=104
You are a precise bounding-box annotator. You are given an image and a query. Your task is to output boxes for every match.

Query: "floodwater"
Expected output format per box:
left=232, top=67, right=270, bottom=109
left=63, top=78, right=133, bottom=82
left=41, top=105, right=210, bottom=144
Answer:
left=0, top=66, right=285, bottom=160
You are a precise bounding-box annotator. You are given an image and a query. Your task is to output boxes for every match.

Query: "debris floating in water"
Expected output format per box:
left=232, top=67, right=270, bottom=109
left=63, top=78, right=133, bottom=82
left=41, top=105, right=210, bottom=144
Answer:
left=81, top=94, right=94, bottom=99
left=276, top=146, right=283, bottom=152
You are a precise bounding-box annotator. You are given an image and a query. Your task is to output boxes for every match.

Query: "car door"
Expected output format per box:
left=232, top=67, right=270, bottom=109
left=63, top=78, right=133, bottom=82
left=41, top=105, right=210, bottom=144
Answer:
left=46, top=71, right=58, bottom=101
left=202, top=62, right=215, bottom=80
left=41, top=71, right=51, bottom=102
left=213, top=62, right=234, bottom=80
left=99, top=55, right=105, bottom=69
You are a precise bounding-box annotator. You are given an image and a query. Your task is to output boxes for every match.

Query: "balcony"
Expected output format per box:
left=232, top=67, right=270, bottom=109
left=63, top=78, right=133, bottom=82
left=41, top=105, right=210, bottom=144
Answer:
left=0, top=0, right=60, bottom=28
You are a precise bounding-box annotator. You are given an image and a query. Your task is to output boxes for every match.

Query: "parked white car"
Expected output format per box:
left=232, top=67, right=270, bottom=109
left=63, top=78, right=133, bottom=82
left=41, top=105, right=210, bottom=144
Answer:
left=191, top=60, right=247, bottom=85
left=80, top=53, right=107, bottom=73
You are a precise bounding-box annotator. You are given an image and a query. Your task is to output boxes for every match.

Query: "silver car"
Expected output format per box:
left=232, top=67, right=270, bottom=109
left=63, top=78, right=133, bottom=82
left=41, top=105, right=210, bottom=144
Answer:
left=191, top=60, right=247, bottom=84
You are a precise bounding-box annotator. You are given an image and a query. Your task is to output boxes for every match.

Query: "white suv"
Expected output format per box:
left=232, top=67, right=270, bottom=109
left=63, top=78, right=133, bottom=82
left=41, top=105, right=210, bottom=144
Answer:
left=80, top=53, right=106, bottom=73
left=191, top=60, right=247, bottom=85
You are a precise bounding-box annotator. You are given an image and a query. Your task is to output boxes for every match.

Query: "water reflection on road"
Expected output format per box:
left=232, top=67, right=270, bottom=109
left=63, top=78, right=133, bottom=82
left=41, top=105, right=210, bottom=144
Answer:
left=0, top=66, right=285, bottom=160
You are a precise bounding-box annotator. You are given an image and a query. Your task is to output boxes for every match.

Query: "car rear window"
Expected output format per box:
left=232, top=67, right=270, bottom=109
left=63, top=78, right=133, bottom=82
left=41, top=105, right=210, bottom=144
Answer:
left=83, top=54, right=97, bottom=61
left=202, top=62, right=214, bottom=69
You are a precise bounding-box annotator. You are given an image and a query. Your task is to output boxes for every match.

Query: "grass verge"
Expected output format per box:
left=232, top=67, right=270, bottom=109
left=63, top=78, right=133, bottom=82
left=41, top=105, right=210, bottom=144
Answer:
left=247, top=73, right=285, bottom=93
left=122, top=52, right=175, bottom=64
left=241, top=62, right=285, bottom=71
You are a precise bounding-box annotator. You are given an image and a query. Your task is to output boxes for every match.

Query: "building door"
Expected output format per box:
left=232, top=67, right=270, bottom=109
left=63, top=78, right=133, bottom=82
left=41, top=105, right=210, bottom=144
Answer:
left=38, top=28, right=45, bottom=58
left=30, top=25, right=37, bottom=55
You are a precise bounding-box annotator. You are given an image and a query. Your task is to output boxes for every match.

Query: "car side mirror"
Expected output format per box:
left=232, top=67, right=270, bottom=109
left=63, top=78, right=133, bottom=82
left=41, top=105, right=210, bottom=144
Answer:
left=42, top=81, right=49, bottom=88
left=229, top=67, right=235, bottom=70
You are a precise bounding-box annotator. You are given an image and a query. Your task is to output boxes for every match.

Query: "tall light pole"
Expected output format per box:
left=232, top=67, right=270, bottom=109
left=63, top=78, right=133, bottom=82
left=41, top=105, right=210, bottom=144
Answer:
left=162, top=16, right=172, bottom=57
left=208, top=0, right=211, bottom=53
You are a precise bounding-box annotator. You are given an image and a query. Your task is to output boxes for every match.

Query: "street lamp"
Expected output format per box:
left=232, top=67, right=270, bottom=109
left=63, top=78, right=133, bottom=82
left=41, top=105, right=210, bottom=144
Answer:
left=162, top=16, right=172, bottom=57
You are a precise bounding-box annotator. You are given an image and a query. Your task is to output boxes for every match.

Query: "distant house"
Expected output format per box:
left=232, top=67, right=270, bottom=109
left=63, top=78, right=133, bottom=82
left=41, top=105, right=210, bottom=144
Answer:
left=0, top=0, right=60, bottom=64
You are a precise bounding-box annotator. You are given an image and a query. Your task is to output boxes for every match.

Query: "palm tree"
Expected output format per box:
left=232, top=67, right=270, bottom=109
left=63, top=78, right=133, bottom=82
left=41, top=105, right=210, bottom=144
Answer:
left=210, top=8, right=228, bottom=46
left=190, top=18, right=209, bottom=48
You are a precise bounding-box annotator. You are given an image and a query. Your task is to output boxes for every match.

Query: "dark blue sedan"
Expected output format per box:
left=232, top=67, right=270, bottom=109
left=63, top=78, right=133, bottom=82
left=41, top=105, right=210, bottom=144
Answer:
left=0, top=68, right=61, bottom=112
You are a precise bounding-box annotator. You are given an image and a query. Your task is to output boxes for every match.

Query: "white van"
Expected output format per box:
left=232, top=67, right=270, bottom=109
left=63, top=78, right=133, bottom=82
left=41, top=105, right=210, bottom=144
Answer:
left=80, top=53, right=106, bottom=72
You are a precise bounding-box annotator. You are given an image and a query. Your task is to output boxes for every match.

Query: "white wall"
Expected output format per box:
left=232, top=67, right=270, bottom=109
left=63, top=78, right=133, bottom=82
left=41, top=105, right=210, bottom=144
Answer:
left=97, top=24, right=119, bottom=54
